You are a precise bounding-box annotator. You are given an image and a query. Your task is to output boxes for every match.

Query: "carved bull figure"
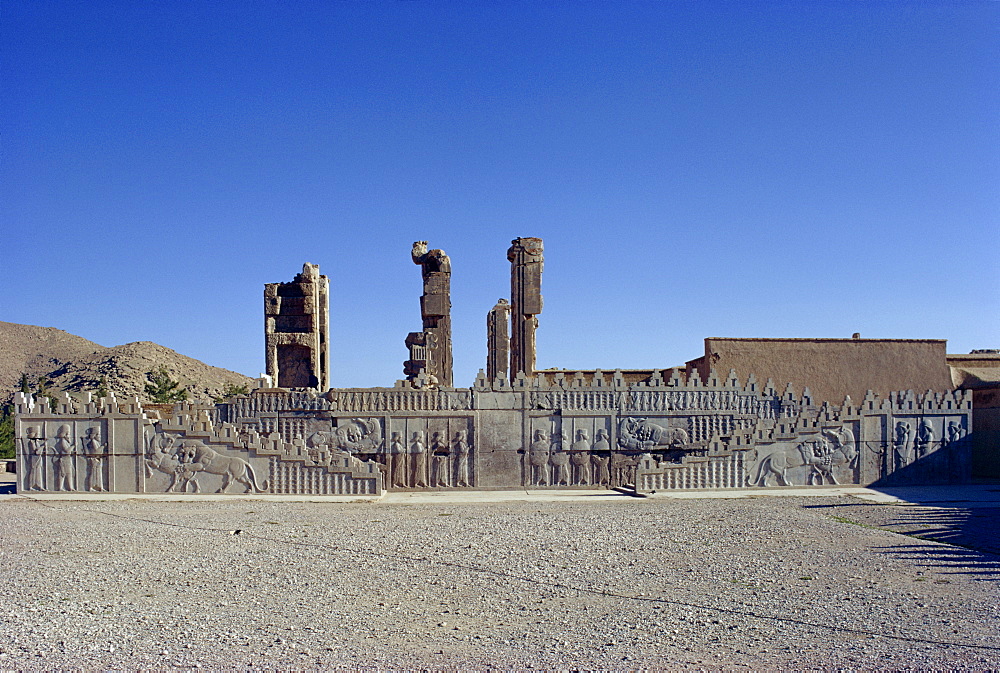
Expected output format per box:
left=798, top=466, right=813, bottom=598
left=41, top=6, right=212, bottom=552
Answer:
left=617, top=417, right=690, bottom=451
left=335, top=418, right=383, bottom=454
left=176, top=439, right=269, bottom=493
left=749, top=428, right=856, bottom=487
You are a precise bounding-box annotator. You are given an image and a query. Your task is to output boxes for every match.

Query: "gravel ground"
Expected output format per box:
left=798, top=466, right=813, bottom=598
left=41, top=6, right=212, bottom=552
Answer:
left=1, top=494, right=999, bottom=671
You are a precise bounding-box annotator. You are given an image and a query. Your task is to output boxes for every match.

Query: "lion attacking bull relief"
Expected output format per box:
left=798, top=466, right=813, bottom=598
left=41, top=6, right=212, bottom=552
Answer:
left=143, top=429, right=269, bottom=494
left=336, top=418, right=383, bottom=454
left=748, top=426, right=858, bottom=487
left=618, top=417, right=690, bottom=452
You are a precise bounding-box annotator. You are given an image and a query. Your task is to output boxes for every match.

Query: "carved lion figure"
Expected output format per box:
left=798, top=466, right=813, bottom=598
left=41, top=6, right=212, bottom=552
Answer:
left=179, top=440, right=269, bottom=494
left=335, top=418, right=383, bottom=454
left=617, top=417, right=690, bottom=451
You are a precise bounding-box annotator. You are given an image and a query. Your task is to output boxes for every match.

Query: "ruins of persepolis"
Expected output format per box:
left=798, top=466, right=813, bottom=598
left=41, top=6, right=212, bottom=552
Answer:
left=13, top=237, right=976, bottom=497
left=264, top=263, right=330, bottom=390
left=507, top=236, right=544, bottom=379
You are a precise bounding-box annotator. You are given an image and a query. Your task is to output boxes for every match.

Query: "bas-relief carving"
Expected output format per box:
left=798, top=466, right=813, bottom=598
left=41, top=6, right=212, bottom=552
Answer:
left=387, top=431, right=407, bottom=488
left=143, top=428, right=267, bottom=493
left=22, top=426, right=46, bottom=491
left=748, top=426, right=858, bottom=487
left=381, top=418, right=474, bottom=489
left=915, top=419, right=935, bottom=459
left=431, top=431, right=449, bottom=487
left=410, top=431, right=428, bottom=488
left=81, top=426, right=108, bottom=492
left=549, top=430, right=570, bottom=486
left=13, top=379, right=972, bottom=495
left=335, top=418, right=383, bottom=456
left=618, top=417, right=690, bottom=452
left=893, top=420, right=915, bottom=470
left=590, top=428, right=611, bottom=486
left=610, top=452, right=640, bottom=488
left=145, top=429, right=186, bottom=489
left=591, top=453, right=611, bottom=486
left=947, top=420, right=964, bottom=446
left=53, top=425, right=75, bottom=491
left=454, top=430, right=472, bottom=487
left=177, top=439, right=269, bottom=493
left=524, top=416, right=621, bottom=488
left=570, top=429, right=591, bottom=485
left=877, top=415, right=969, bottom=485
left=528, top=429, right=550, bottom=486
left=300, top=418, right=383, bottom=467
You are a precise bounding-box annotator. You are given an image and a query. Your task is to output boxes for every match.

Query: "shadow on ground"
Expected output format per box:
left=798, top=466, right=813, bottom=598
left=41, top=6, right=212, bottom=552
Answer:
left=806, top=494, right=1000, bottom=579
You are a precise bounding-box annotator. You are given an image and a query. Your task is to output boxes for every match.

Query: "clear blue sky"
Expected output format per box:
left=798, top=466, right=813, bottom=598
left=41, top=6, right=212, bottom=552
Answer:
left=3, top=1, right=998, bottom=388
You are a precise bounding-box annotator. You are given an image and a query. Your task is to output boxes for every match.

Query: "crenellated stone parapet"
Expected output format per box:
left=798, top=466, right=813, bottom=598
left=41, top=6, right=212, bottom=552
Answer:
left=13, top=391, right=382, bottom=497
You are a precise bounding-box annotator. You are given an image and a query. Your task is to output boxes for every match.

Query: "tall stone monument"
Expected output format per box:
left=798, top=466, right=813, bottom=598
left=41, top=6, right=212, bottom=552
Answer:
left=507, top=237, right=543, bottom=377
left=486, top=299, right=511, bottom=382
left=264, top=263, right=330, bottom=389
left=404, top=241, right=453, bottom=387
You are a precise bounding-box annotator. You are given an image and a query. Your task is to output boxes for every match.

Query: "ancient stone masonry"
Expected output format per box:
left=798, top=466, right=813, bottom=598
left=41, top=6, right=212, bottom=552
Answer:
left=13, top=391, right=381, bottom=496
left=486, top=299, right=510, bottom=383
left=507, top=237, right=543, bottom=378
left=264, top=263, right=330, bottom=390
left=14, top=240, right=977, bottom=496
left=404, top=241, right=453, bottom=387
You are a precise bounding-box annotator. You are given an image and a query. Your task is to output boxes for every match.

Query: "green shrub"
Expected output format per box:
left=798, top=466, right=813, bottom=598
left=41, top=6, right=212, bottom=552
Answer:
left=144, top=366, right=189, bottom=403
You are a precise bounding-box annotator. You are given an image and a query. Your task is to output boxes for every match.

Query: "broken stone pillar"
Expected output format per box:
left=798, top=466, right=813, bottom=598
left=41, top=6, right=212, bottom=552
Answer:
left=486, top=298, right=511, bottom=382
left=404, top=241, right=453, bottom=387
left=507, top=237, right=543, bottom=377
left=264, top=263, right=330, bottom=390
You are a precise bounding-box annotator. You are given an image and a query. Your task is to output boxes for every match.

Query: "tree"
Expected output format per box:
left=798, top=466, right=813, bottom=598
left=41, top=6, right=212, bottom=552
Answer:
left=35, top=376, right=58, bottom=411
left=19, top=374, right=30, bottom=395
left=211, top=382, right=250, bottom=403
left=144, top=366, right=188, bottom=403
left=95, top=375, right=109, bottom=400
left=0, top=404, right=13, bottom=460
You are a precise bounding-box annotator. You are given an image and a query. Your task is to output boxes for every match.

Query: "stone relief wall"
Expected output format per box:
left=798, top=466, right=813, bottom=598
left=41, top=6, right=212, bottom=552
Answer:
left=14, top=367, right=970, bottom=496
left=13, top=392, right=382, bottom=496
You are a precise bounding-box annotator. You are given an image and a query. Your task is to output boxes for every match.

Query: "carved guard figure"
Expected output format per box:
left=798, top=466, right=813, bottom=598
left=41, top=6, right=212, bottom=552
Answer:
left=453, top=430, right=471, bottom=487
left=570, top=429, right=591, bottom=485
left=52, top=424, right=75, bottom=491
left=915, top=419, right=935, bottom=458
left=431, top=431, right=449, bottom=487
left=388, top=431, right=407, bottom=488
left=22, top=426, right=46, bottom=491
left=893, top=421, right=914, bottom=471
left=411, top=431, right=428, bottom=487
left=81, top=426, right=107, bottom=492
left=528, top=429, right=550, bottom=486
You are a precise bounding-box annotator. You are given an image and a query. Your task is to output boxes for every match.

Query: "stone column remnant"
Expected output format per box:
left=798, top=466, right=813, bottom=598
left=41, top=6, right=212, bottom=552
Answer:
left=404, top=241, right=453, bottom=387
left=264, top=263, right=330, bottom=390
left=507, top=237, right=543, bottom=377
left=486, top=298, right=511, bottom=382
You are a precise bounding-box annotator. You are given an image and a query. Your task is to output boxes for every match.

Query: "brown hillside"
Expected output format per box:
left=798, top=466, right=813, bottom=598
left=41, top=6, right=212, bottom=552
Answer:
left=0, top=320, right=254, bottom=403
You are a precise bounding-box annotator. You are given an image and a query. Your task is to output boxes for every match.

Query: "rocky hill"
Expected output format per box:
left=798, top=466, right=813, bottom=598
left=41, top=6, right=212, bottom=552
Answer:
left=0, top=321, right=254, bottom=403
